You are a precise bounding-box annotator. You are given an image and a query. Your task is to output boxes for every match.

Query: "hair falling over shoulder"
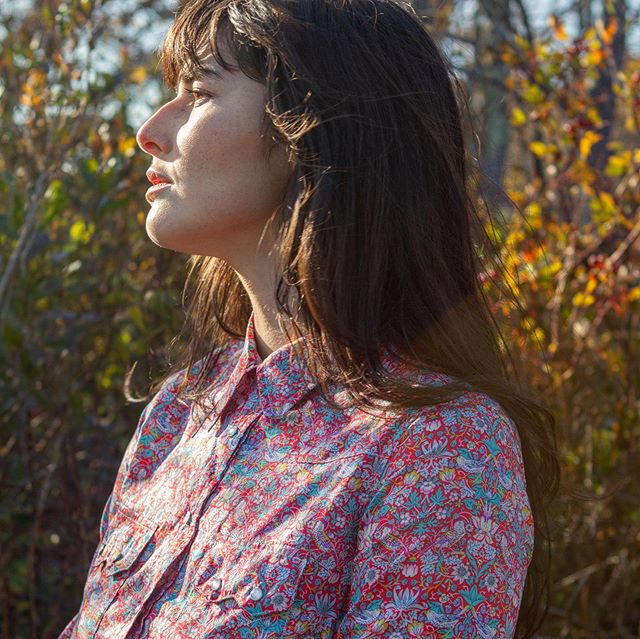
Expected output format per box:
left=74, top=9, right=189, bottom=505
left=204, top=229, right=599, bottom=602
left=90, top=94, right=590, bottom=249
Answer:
left=133, top=0, right=563, bottom=635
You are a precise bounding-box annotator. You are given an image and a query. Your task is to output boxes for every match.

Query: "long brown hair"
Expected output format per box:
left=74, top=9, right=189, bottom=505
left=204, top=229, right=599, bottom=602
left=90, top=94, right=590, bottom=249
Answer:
left=135, top=0, right=562, bottom=635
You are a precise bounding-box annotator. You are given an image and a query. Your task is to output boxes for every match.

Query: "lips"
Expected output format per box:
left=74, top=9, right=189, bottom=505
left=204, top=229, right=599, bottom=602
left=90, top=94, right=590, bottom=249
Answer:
left=146, top=169, right=173, bottom=185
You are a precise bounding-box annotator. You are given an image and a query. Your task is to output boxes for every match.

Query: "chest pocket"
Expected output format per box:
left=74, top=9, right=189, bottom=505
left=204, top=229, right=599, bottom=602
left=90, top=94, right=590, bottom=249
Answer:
left=194, top=540, right=308, bottom=618
left=99, top=508, right=158, bottom=576
left=77, top=503, right=158, bottom=637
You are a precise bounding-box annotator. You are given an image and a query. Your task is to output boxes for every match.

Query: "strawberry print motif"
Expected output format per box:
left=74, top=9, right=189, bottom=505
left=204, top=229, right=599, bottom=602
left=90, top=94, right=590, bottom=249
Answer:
left=58, top=311, right=534, bottom=639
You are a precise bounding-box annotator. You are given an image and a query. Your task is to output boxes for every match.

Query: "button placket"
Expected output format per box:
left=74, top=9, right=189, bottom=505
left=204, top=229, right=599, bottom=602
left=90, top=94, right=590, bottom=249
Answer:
left=205, top=412, right=221, bottom=433
left=188, top=401, right=220, bottom=437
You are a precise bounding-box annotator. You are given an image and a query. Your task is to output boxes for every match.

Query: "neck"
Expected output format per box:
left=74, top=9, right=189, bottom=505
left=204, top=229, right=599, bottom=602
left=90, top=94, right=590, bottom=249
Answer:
left=233, top=270, right=299, bottom=362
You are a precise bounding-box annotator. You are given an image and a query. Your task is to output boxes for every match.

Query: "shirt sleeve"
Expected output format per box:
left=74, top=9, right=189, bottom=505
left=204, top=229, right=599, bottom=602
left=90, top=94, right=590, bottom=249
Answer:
left=335, top=396, right=535, bottom=639
left=56, top=613, right=79, bottom=639
left=55, top=371, right=179, bottom=639
left=56, top=490, right=114, bottom=639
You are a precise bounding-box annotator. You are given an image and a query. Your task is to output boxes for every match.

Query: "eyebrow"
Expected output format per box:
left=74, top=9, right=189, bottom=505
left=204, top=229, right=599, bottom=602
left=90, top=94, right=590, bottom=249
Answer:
left=180, top=66, right=224, bottom=83
left=198, top=66, right=224, bottom=80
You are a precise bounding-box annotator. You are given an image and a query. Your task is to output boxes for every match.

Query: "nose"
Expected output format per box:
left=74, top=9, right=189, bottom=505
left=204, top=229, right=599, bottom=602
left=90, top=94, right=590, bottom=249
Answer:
left=136, top=120, right=161, bottom=156
left=136, top=108, right=170, bottom=156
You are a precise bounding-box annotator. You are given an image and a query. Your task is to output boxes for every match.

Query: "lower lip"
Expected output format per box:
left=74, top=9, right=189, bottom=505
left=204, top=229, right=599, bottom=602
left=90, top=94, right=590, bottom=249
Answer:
left=146, top=182, right=172, bottom=201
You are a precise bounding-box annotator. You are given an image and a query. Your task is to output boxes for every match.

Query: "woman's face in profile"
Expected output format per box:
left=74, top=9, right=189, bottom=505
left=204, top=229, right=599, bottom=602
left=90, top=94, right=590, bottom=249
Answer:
left=135, top=37, right=293, bottom=262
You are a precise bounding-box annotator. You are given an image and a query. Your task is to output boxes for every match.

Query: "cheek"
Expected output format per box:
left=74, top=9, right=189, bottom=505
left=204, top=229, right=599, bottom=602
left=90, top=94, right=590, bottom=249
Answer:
left=177, top=117, right=228, bottom=167
left=180, top=117, right=268, bottom=186
left=268, top=143, right=295, bottom=189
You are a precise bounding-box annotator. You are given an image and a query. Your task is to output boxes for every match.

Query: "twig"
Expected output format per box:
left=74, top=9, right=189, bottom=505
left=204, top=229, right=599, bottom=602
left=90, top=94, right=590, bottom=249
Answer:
left=553, top=552, right=624, bottom=590
left=0, top=172, right=49, bottom=320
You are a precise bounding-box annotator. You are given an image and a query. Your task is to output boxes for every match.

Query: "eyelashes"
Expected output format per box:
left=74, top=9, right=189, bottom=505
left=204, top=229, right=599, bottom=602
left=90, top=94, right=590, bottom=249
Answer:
left=183, top=88, right=214, bottom=102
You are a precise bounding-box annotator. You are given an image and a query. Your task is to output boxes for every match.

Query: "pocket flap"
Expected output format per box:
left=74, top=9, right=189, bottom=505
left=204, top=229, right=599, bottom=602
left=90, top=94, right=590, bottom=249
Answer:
left=237, top=550, right=308, bottom=616
left=196, top=542, right=308, bottom=616
left=104, top=510, right=158, bottom=577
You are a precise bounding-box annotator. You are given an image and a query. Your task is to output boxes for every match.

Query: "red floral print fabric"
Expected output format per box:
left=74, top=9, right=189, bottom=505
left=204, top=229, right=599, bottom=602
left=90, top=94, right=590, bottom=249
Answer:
left=58, top=311, right=534, bottom=639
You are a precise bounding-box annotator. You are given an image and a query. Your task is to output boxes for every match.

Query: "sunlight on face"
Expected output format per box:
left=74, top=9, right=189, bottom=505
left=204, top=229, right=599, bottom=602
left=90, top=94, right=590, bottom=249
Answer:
left=135, top=38, right=293, bottom=264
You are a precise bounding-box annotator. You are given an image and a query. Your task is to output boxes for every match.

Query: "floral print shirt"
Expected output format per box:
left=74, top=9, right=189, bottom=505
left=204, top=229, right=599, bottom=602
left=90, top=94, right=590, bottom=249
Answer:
left=58, top=311, right=534, bottom=639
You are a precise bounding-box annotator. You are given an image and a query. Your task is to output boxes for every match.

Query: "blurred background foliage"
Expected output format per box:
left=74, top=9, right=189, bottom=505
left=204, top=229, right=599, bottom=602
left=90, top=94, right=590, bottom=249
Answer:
left=0, top=0, right=639, bottom=637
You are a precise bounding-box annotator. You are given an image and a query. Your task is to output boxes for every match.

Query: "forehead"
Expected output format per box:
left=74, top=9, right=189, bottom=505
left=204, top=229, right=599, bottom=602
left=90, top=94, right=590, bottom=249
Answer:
left=178, top=37, right=236, bottom=82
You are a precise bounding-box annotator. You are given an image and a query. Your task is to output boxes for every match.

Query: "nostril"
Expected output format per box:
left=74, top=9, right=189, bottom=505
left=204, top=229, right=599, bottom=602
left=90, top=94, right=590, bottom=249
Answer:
left=136, top=129, right=160, bottom=155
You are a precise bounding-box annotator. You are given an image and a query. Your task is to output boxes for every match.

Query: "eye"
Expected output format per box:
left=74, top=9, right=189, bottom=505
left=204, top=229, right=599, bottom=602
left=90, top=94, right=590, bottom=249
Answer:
left=183, top=87, right=213, bottom=102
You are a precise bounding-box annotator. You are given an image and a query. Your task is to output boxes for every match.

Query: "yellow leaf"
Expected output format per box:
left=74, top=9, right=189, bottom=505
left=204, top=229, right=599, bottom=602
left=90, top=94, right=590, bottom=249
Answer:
left=586, top=49, right=603, bottom=66
left=549, top=260, right=562, bottom=275
left=522, top=84, right=545, bottom=104
left=601, top=18, right=618, bottom=44
left=505, top=229, right=526, bottom=247
left=599, top=192, right=616, bottom=215
left=131, top=66, right=148, bottom=84
left=605, top=154, right=628, bottom=177
left=529, top=141, right=547, bottom=158
left=584, top=27, right=598, bottom=41
left=586, top=107, right=602, bottom=127
left=510, top=107, right=527, bottom=126
left=69, top=220, right=95, bottom=243
left=70, top=220, right=86, bottom=242
left=553, top=22, right=568, bottom=41
left=524, top=202, right=542, bottom=230
left=525, top=202, right=541, bottom=216
left=573, top=292, right=596, bottom=307
left=118, top=135, right=137, bottom=157
left=628, top=287, right=640, bottom=302
left=580, top=131, right=602, bottom=159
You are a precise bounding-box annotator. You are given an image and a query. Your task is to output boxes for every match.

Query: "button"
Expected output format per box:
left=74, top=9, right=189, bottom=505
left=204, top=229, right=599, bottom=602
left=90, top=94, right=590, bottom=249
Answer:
left=249, top=586, right=263, bottom=601
left=211, top=576, right=222, bottom=590
left=228, top=425, right=238, bottom=437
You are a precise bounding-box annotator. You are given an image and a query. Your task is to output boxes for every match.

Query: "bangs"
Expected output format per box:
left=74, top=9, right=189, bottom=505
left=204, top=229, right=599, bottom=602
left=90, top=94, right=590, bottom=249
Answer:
left=160, top=0, right=267, bottom=92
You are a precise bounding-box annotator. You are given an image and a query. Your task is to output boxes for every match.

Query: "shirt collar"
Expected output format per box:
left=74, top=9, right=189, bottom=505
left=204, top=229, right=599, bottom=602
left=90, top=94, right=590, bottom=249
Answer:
left=211, top=311, right=319, bottom=420
left=209, top=311, right=438, bottom=420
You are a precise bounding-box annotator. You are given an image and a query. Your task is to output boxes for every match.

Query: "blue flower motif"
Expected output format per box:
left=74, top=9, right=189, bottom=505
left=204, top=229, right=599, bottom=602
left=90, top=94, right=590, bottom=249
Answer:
left=311, top=593, right=338, bottom=618
left=391, top=586, right=419, bottom=611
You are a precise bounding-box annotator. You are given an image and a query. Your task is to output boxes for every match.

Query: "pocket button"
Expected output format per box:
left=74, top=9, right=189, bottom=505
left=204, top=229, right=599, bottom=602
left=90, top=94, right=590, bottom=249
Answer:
left=249, top=586, right=263, bottom=601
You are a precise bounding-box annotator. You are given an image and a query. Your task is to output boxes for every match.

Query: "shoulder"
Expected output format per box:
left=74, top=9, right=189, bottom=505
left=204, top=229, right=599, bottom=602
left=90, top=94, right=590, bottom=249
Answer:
left=380, top=389, right=525, bottom=479
left=117, top=340, right=244, bottom=481
left=340, top=388, right=535, bottom=639
left=366, top=387, right=534, bottom=554
left=142, top=338, right=244, bottom=420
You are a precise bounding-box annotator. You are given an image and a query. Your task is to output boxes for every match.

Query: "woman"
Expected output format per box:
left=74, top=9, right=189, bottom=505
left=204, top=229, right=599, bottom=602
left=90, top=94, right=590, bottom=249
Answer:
left=58, top=0, right=559, bottom=636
